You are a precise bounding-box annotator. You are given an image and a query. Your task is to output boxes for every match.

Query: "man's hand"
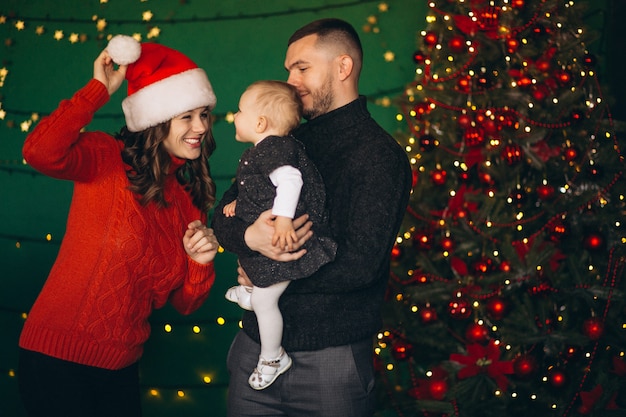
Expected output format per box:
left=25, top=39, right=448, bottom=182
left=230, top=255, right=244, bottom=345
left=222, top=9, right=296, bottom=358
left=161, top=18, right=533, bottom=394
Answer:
left=244, top=209, right=312, bottom=261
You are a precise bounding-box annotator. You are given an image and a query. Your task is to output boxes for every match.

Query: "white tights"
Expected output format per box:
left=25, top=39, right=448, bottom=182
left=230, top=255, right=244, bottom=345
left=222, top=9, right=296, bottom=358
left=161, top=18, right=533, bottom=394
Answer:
left=250, top=280, right=290, bottom=359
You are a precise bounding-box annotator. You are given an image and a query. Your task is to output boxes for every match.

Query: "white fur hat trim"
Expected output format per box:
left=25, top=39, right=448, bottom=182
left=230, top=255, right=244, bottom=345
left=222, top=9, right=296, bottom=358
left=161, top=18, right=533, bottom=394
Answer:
left=121, top=68, right=216, bottom=132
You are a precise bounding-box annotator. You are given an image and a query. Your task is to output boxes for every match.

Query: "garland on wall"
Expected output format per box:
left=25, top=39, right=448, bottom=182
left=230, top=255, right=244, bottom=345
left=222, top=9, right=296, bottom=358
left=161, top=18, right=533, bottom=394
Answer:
left=0, top=0, right=395, bottom=136
left=0, top=1, right=400, bottom=176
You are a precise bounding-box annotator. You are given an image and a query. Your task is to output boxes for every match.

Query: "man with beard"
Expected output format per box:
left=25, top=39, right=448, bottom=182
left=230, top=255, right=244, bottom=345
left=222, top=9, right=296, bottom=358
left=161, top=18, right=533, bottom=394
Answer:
left=212, top=18, right=412, bottom=417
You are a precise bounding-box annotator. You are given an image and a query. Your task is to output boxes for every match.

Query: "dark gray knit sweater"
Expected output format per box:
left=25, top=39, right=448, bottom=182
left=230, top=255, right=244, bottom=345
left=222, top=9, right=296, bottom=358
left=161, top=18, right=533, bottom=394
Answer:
left=212, top=96, right=412, bottom=351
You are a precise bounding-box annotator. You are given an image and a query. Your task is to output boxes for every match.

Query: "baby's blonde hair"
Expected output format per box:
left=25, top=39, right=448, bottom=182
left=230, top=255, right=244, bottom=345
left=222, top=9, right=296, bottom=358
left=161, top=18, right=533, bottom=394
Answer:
left=247, top=80, right=303, bottom=135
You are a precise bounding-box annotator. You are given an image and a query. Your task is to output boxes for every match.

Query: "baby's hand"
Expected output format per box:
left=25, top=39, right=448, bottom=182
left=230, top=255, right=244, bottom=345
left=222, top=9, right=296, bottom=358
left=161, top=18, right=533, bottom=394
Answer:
left=223, top=200, right=237, bottom=217
left=272, top=216, right=298, bottom=251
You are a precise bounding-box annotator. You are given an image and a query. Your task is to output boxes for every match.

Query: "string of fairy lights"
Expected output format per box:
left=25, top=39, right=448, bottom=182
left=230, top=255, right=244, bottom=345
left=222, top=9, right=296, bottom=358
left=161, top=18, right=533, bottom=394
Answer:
left=0, top=0, right=401, bottom=171
left=0, top=0, right=404, bottom=406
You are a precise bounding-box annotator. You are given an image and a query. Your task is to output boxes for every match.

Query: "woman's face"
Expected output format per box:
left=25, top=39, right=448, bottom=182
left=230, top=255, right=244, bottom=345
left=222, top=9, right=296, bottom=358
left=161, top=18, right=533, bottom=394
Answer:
left=162, top=106, right=209, bottom=160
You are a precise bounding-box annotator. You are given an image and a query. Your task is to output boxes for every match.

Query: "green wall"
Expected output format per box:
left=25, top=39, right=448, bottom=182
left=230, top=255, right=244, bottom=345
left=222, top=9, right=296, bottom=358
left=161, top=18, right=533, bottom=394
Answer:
left=0, top=1, right=426, bottom=416
left=2, top=1, right=622, bottom=416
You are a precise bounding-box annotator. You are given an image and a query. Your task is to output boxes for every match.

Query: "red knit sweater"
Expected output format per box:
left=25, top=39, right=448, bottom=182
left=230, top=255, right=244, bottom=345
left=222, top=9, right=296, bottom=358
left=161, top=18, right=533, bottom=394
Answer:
left=19, top=79, right=215, bottom=370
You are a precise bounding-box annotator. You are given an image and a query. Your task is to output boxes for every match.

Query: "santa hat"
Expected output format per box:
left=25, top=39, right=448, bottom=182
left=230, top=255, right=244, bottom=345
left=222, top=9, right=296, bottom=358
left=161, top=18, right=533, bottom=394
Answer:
left=106, top=35, right=216, bottom=132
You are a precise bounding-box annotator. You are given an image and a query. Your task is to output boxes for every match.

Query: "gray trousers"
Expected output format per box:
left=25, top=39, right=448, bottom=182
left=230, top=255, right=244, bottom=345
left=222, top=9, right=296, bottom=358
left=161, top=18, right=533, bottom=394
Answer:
left=226, top=330, right=375, bottom=417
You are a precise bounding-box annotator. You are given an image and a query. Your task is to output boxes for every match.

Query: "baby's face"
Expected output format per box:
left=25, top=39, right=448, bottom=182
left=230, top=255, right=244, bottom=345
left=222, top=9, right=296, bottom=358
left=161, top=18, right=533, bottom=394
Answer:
left=233, top=89, right=261, bottom=144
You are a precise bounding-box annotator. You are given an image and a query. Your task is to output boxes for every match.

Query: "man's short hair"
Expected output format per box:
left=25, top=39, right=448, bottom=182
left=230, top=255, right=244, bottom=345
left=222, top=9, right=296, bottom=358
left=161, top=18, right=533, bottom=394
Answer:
left=288, top=18, right=363, bottom=68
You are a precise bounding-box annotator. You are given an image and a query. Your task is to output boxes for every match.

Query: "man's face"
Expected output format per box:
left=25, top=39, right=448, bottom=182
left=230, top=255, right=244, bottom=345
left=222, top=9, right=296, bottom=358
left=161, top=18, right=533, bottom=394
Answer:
left=285, top=34, right=336, bottom=120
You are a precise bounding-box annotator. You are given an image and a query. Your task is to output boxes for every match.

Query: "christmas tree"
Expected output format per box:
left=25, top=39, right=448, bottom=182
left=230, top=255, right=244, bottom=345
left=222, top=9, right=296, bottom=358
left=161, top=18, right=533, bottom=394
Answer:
left=376, top=1, right=626, bottom=416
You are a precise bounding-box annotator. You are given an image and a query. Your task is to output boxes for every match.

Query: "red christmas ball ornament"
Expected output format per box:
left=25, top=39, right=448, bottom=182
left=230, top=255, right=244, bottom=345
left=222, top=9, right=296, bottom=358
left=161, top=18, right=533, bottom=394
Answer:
left=564, top=147, right=579, bottom=162
left=430, top=169, right=447, bottom=186
left=463, top=126, right=485, bottom=147
left=440, top=237, right=455, bottom=252
left=411, top=170, right=418, bottom=188
left=513, top=355, right=536, bottom=378
left=475, top=70, right=494, bottom=90
left=499, top=260, right=511, bottom=273
left=583, top=232, right=605, bottom=252
left=532, top=24, right=549, bottom=36
left=583, top=317, right=604, bottom=340
left=413, top=102, right=431, bottom=118
left=502, top=144, right=523, bottom=165
left=582, top=53, right=596, bottom=68
left=505, top=37, right=520, bottom=54
left=457, top=113, right=472, bottom=129
left=428, top=379, right=449, bottom=400
left=532, top=84, right=550, bottom=101
left=556, top=70, right=572, bottom=85
left=475, top=111, right=497, bottom=134
left=482, top=118, right=498, bottom=135
left=390, top=244, right=403, bottom=262
left=465, top=322, right=489, bottom=343
left=516, top=76, right=533, bottom=88
left=536, top=184, right=555, bottom=200
left=508, top=66, right=523, bottom=79
left=549, top=369, right=568, bottom=388
left=413, top=50, right=427, bottom=64
left=544, top=77, right=558, bottom=90
left=473, top=111, right=484, bottom=123
left=570, top=110, right=585, bottom=124
left=448, top=298, right=472, bottom=319
left=419, top=306, right=438, bottom=324
left=448, top=34, right=466, bottom=54
left=423, top=31, right=438, bottom=47
left=419, top=134, right=437, bottom=151
left=391, top=339, right=414, bottom=361
left=454, top=209, right=468, bottom=220
left=587, top=164, right=603, bottom=178
left=457, top=76, right=472, bottom=93
left=413, top=230, right=433, bottom=250
left=486, top=297, right=507, bottom=320
left=534, top=58, right=551, bottom=72
left=479, top=171, right=494, bottom=185
left=472, top=257, right=493, bottom=274
left=564, top=346, right=579, bottom=359
left=509, top=187, right=527, bottom=205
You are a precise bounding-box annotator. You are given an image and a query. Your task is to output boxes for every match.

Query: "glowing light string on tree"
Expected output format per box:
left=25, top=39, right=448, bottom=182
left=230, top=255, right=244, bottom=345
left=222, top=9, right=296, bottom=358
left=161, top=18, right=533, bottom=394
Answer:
left=381, top=0, right=626, bottom=413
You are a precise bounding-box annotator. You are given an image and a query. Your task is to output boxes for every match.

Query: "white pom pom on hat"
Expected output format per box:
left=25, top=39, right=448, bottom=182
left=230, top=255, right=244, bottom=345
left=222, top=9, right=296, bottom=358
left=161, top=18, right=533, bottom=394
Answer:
left=106, top=35, right=142, bottom=65
left=105, top=34, right=217, bottom=132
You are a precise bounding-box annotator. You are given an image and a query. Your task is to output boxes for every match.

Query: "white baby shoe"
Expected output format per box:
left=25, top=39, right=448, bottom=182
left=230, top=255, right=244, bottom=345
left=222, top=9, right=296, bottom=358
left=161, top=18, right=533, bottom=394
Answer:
left=225, top=285, right=253, bottom=311
left=248, top=348, right=292, bottom=390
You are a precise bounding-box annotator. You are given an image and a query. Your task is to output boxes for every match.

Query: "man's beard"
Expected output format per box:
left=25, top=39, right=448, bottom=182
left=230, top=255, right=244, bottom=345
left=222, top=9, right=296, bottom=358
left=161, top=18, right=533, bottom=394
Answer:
left=303, top=77, right=334, bottom=120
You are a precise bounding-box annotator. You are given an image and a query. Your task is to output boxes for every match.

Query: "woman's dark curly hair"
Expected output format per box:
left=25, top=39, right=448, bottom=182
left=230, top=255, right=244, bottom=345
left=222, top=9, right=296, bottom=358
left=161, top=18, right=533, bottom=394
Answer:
left=117, top=117, right=216, bottom=212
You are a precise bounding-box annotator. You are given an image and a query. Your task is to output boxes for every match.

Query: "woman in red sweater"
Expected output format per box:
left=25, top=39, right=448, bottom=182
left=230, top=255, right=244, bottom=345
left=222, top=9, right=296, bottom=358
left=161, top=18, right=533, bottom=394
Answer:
left=18, top=35, right=219, bottom=417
